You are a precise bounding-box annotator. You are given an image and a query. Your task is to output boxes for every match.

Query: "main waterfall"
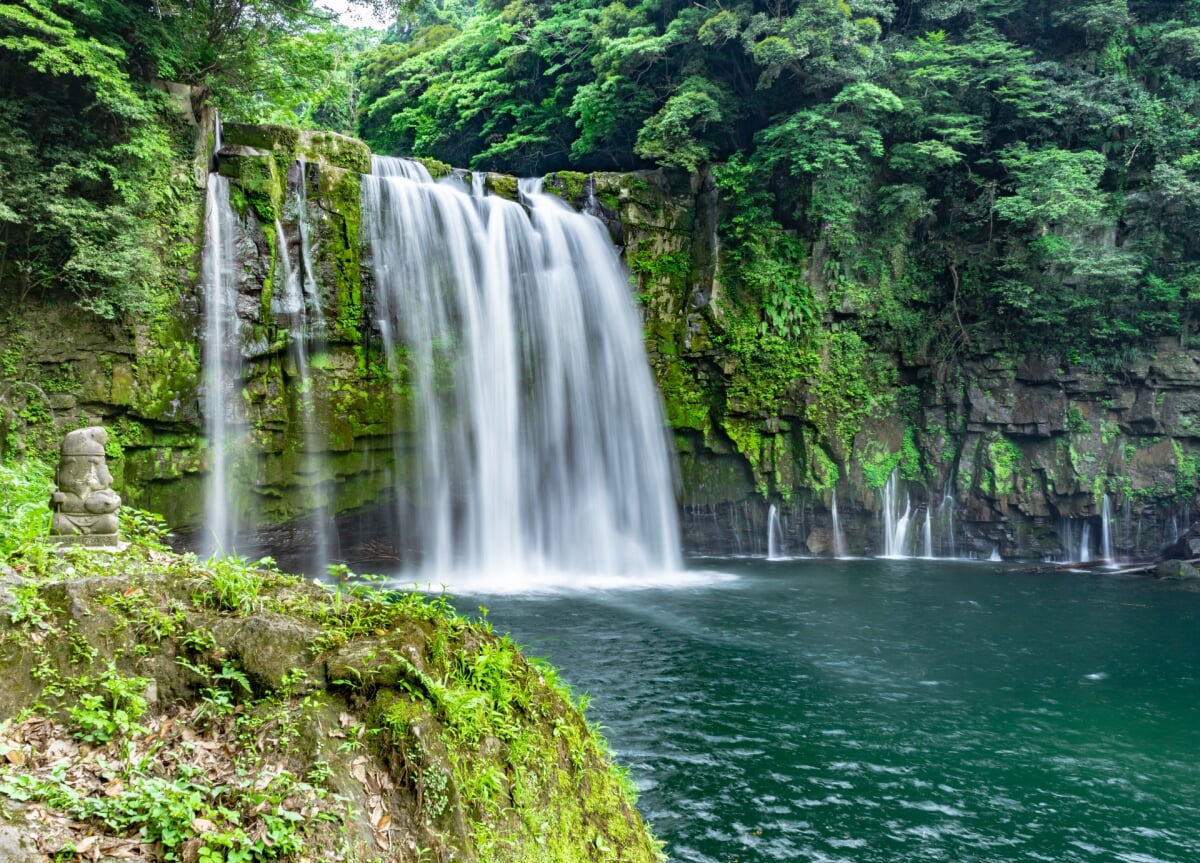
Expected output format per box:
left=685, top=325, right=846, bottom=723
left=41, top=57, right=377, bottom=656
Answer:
left=361, top=157, right=681, bottom=582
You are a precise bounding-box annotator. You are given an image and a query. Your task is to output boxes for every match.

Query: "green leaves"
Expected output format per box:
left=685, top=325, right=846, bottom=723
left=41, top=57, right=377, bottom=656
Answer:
left=993, top=143, right=1108, bottom=228
left=635, top=76, right=730, bottom=171
left=0, top=0, right=143, bottom=118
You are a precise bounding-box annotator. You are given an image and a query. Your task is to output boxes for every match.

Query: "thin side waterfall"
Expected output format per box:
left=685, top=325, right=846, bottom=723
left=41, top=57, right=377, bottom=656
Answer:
left=1101, top=494, right=1114, bottom=563
left=767, top=505, right=782, bottom=560
left=940, top=474, right=956, bottom=558
left=882, top=470, right=911, bottom=558
left=361, top=157, right=680, bottom=582
left=272, top=169, right=335, bottom=574
left=1122, top=497, right=1132, bottom=555
left=922, top=507, right=933, bottom=558
left=1080, top=521, right=1093, bottom=563
left=200, top=174, right=243, bottom=557
left=831, top=490, right=847, bottom=558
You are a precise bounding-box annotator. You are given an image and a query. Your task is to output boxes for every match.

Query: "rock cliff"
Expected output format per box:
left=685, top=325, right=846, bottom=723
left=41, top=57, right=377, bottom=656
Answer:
left=0, top=112, right=1196, bottom=561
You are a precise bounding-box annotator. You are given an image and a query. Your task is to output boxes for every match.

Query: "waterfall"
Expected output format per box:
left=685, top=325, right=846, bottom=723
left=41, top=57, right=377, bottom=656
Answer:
left=272, top=165, right=336, bottom=574
left=767, top=504, right=782, bottom=560
left=922, top=507, right=933, bottom=558
left=831, top=489, right=847, bottom=558
left=199, top=174, right=243, bottom=557
left=1101, top=494, right=1114, bottom=563
left=1080, top=521, right=1092, bottom=563
left=882, top=470, right=911, bottom=558
left=940, top=474, right=956, bottom=558
left=361, top=157, right=680, bottom=581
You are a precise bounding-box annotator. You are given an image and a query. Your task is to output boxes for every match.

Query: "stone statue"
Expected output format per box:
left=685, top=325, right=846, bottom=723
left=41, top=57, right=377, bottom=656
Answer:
left=49, top=426, right=121, bottom=546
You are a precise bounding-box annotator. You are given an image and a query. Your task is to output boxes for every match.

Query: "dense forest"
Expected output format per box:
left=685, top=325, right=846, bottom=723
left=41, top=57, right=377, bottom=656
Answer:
left=4, top=0, right=1200, bottom=364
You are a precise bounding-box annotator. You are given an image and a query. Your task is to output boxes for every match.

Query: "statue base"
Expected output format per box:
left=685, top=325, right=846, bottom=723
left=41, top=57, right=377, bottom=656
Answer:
left=49, top=534, right=122, bottom=548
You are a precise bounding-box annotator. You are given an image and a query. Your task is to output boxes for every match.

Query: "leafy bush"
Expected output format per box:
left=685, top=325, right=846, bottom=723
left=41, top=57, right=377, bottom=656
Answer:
left=0, top=459, right=52, bottom=560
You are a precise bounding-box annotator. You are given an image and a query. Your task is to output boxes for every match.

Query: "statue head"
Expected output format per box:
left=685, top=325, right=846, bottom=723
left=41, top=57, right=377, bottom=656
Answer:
left=56, top=427, right=114, bottom=497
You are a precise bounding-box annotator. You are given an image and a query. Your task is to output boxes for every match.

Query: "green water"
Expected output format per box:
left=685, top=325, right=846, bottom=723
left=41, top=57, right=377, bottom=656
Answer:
left=459, top=558, right=1200, bottom=863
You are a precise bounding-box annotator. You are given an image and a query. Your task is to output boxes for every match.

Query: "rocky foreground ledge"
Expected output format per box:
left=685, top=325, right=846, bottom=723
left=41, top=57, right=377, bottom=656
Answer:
left=0, top=538, right=661, bottom=863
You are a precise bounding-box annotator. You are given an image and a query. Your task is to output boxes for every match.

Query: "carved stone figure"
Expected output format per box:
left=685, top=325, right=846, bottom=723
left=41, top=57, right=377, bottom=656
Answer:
left=49, top=427, right=121, bottom=546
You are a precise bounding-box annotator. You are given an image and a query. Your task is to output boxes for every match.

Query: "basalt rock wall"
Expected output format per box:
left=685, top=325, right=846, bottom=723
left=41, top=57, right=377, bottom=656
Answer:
left=1, top=117, right=1197, bottom=561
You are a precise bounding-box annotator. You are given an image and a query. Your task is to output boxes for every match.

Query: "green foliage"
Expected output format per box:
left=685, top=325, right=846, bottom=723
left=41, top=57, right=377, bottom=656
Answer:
left=200, top=555, right=272, bottom=615
left=0, top=459, right=52, bottom=559
left=0, top=0, right=378, bottom=319
left=985, top=435, right=1023, bottom=496
left=349, top=0, right=1200, bottom=370
left=859, top=440, right=902, bottom=489
left=0, top=755, right=323, bottom=862
left=635, top=76, right=733, bottom=171
left=66, top=664, right=150, bottom=744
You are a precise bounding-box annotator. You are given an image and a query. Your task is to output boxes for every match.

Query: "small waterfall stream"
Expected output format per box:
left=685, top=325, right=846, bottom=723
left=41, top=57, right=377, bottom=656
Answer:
left=271, top=163, right=336, bottom=573
left=831, top=489, right=847, bottom=558
left=766, top=505, right=783, bottom=560
left=1101, top=494, right=1115, bottom=563
left=882, top=470, right=911, bottom=558
left=940, top=474, right=956, bottom=558
left=199, top=174, right=243, bottom=557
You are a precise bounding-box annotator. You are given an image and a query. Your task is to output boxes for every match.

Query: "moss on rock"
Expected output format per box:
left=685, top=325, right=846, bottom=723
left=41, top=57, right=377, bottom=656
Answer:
left=0, top=535, right=663, bottom=863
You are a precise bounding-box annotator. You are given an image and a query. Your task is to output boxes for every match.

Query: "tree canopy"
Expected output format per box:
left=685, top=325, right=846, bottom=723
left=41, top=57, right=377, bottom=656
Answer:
left=4, top=0, right=1200, bottom=364
left=355, top=0, right=1200, bottom=362
left=0, top=0, right=379, bottom=317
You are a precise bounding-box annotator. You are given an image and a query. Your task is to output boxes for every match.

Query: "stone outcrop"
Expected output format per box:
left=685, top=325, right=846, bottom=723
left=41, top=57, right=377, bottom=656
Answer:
left=0, top=553, right=660, bottom=861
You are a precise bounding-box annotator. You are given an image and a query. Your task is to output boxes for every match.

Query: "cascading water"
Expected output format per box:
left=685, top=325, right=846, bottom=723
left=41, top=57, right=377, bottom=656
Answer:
left=939, top=474, right=957, bottom=558
left=199, top=174, right=244, bottom=557
left=922, top=507, right=934, bottom=558
left=882, top=470, right=911, bottom=558
left=831, top=489, right=847, bottom=558
left=361, top=158, right=680, bottom=583
left=272, top=164, right=336, bottom=573
left=1101, top=494, right=1115, bottom=563
left=766, top=505, right=783, bottom=560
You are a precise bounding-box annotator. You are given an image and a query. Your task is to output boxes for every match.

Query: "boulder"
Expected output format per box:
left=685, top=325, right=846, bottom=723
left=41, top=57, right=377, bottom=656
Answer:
left=1161, top=525, right=1200, bottom=560
left=1155, top=559, right=1198, bottom=579
left=0, top=826, right=38, bottom=863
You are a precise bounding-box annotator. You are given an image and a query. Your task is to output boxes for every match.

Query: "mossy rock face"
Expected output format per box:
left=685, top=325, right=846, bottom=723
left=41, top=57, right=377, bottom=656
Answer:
left=543, top=171, right=591, bottom=208
left=299, top=130, right=372, bottom=174
left=415, top=156, right=454, bottom=179
left=483, top=172, right=520, bottom=200
left=221, top=122, right=302, bottom=154
left=0, top=548, right=663, bottom=863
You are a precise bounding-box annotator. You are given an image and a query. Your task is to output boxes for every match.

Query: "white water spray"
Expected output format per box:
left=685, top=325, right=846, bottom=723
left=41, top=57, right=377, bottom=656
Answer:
left=200, top=174, right=243, bottom=557
left=1101, top=494, right=1114, bottom=563
left=767, top=505, right=783, bottom=560
left=361, top=158, right=680, bottom=583
left=940, top=475, right=956, bottom=559
left=272, top=165, right=336, bottom=574
left=831, top=489, right=847, bottom=558
left=882, top=470, right=911, bottom=558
